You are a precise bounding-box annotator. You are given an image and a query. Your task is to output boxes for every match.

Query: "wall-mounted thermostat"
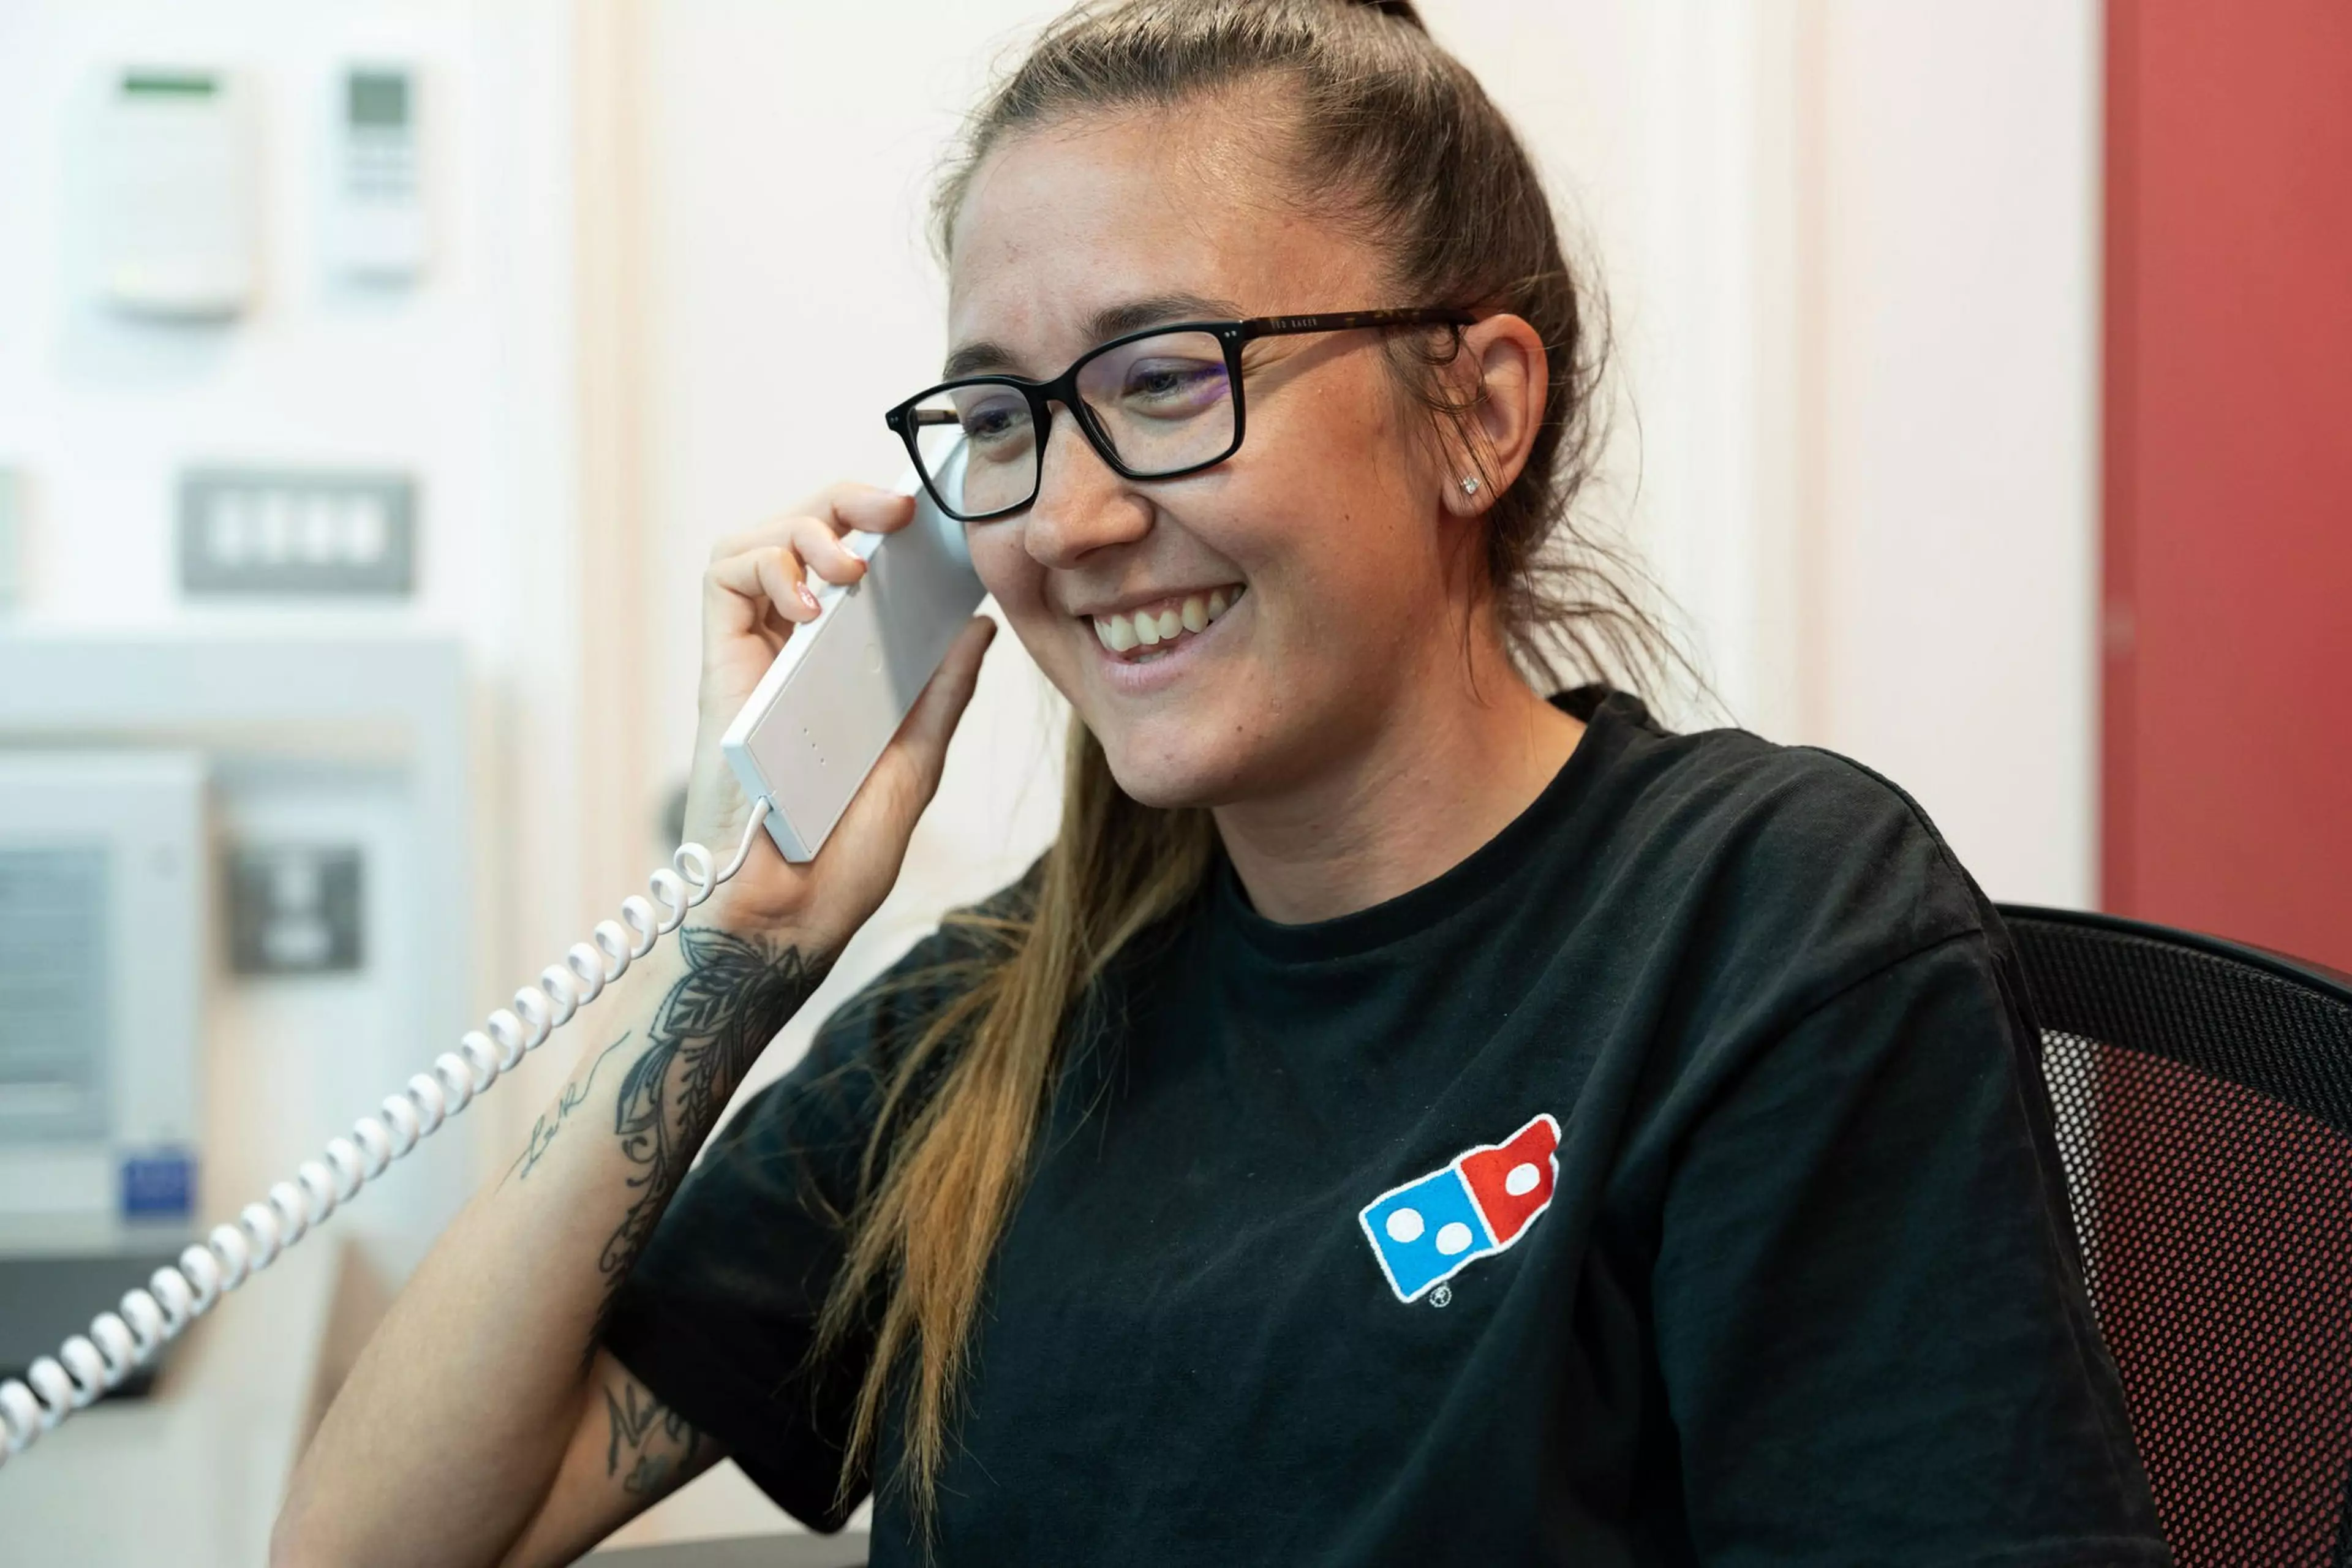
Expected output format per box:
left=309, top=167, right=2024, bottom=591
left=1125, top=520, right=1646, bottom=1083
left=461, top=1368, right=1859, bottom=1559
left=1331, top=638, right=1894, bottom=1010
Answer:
left=78, top=67, right=258, bottom=320
left=327, top=65, right=427, bottom=282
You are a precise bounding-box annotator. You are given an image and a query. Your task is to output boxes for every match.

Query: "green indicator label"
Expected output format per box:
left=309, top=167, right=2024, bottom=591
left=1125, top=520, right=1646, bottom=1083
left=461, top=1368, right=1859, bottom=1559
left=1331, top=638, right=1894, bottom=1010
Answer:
left=123, top=72, right=219, bottom=98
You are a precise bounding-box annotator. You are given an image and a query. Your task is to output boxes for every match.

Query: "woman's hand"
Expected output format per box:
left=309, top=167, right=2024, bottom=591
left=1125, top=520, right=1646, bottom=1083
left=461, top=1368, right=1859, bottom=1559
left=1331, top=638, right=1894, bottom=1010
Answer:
left=682, top=481, right=995, bottom=951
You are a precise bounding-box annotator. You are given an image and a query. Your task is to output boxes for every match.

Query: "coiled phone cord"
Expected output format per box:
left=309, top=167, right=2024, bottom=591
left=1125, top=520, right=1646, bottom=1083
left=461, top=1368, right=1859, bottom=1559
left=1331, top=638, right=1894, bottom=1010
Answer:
left=0, top=799, right=775, bottom=1472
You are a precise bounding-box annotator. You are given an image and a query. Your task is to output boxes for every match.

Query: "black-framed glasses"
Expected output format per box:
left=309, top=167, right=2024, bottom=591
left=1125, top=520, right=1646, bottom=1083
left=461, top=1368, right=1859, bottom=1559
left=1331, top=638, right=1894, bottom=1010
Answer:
left=883, top=307, right=1476, bottom=522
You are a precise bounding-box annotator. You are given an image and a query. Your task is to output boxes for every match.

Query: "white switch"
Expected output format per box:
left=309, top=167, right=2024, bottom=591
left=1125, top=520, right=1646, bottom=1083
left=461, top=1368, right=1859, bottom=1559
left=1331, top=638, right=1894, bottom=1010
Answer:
left=344, top=494, right=387, bottom=562
left=207, top=491, right=253, bottom=564
left=253, top=492, right=293, bottom=564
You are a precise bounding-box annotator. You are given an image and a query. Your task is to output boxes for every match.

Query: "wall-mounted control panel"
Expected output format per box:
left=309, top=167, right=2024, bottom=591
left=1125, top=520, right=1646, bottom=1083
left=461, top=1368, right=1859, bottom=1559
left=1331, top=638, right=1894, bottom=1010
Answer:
left=328, top=64, right=426, bottom=282
left=78, top=67, right=259, bottom=319
left=178, top=469, right=416, bottom=597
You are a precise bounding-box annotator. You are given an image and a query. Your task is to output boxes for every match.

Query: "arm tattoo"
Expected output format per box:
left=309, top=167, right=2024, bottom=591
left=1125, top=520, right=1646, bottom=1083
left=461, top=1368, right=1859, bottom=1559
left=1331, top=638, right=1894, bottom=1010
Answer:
left=595, top=927, right=831, bottom=1308
left=603, top=1375, right=704, bottom=1498
left=503, top=1033, right=630, bottom=1187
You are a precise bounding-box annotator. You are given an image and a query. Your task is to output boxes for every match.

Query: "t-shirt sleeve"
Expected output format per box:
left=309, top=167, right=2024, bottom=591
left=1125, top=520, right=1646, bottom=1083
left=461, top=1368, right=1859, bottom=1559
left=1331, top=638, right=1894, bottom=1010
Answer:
left=597, top=911, right=995, bottom=1531
left=1651, top=932, right=2171, bottom=1566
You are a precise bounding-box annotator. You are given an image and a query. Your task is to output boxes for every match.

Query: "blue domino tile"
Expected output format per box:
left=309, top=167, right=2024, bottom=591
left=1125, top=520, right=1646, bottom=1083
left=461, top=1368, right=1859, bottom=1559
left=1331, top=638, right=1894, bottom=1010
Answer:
left=1359, top=1164, right=1495, bottom=1302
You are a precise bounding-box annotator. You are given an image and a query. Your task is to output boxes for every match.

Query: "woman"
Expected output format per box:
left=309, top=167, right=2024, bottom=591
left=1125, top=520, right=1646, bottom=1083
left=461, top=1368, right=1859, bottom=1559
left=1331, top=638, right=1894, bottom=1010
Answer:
left=276, top=2, right=2166, bottom=1563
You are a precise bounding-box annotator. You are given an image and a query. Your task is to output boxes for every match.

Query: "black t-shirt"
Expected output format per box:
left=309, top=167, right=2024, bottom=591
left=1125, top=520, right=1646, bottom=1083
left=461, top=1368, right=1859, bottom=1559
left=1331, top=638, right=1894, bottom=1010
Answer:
left=602, top=691, right=2169, bottom=1566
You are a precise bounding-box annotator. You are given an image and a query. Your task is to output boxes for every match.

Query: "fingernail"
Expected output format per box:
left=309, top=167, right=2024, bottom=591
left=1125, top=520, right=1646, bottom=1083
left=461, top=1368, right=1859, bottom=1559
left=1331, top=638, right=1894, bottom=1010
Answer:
left=797, top=583, right=820, bottom=614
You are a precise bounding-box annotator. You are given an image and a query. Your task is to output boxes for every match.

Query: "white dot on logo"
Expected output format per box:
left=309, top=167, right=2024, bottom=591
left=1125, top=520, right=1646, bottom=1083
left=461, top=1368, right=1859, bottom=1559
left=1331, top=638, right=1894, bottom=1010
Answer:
left=1504, top=1161, right=1542, bottom=1197
left=1434, top=1221, right=1475, bottom=1256
left=1385, top=1207, right=1424, bottom=1244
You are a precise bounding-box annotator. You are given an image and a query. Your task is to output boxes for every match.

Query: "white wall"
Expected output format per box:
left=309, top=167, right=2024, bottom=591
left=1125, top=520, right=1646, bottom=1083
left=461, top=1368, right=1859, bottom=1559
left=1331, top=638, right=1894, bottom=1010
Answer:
left=0, top=0, right=589, bottom=1226
left=1807, top=0, right=2101, bottom=906
left=0, top=6, right=602, bottom=1560
left=1438, top=0, right=2102, bottom=908
left=0, top=0, right=572, bottom=653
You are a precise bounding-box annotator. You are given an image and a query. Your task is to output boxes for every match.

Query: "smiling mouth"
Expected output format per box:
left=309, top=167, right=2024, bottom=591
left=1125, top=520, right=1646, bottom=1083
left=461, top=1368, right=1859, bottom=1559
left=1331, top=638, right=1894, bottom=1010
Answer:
left=1089, top=586, right=1245, bottom=662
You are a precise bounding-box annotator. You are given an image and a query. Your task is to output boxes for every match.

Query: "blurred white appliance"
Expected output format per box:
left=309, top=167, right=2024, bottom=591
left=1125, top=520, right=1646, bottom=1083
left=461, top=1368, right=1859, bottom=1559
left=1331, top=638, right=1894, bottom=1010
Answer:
left=326, top=64, right=427, bottom=282
left=77, top=66, right=258, bottom=319
left=0, top=752, right=206, bottom=1245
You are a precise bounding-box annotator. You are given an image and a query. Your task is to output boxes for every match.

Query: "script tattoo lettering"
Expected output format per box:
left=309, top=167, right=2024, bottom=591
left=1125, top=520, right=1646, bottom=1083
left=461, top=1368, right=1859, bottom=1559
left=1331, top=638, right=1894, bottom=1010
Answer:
left=603, top=1374, right=704, bottom=1498
left=502, top=1033, right=630, bottom=1188
left=594, top=929, right=829, bottom=1317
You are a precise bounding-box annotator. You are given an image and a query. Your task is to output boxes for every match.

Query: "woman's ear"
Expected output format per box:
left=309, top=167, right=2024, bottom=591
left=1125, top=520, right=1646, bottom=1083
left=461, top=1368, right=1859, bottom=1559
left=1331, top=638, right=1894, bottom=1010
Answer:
left=1441, top=312, right=1548, bottom=516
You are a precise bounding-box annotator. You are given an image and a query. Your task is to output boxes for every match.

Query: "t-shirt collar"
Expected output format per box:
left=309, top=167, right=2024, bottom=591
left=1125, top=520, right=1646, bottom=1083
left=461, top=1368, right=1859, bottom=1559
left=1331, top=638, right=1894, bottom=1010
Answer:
left=1208, top=689, right=1648, bottom=965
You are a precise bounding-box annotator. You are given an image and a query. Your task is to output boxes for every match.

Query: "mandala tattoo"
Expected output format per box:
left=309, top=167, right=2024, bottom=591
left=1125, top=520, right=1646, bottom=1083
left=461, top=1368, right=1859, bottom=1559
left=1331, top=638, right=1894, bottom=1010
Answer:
left=594, top=927, right=829, bottom=1317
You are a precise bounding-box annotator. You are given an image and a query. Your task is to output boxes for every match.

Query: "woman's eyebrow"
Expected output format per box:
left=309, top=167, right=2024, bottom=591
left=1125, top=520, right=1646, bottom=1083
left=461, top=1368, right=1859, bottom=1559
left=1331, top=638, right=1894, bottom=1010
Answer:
left=1084, top=292, right=1238, bottom=342
left=940, top=292, right=1243, bottom=379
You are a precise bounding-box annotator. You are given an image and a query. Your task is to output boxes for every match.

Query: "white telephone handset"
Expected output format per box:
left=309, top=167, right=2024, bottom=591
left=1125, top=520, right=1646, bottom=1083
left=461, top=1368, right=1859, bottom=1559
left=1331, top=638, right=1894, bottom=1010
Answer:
left=723, top=444, right=988, bottom=861
left=0, top=451, right=986, bottom=1469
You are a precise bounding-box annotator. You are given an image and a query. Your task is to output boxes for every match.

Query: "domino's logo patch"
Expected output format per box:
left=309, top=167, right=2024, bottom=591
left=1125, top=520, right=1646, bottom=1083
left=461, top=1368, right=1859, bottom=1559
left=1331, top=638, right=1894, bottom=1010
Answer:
left=1359, top=1114, right=1561, bottom=1303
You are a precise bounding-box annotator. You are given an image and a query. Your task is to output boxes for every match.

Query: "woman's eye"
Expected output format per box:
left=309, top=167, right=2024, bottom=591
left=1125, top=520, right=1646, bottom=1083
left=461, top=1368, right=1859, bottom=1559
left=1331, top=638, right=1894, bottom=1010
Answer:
left=1122, top=360, right=1227, bottom=413
left=959, top=402, right=1029, bottom=445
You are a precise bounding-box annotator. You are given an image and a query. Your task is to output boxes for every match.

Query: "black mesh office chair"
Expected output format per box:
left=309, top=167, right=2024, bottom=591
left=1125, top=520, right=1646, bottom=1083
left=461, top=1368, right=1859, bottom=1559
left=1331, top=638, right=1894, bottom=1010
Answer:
left=2000, top=905, right=2352, bottom=1568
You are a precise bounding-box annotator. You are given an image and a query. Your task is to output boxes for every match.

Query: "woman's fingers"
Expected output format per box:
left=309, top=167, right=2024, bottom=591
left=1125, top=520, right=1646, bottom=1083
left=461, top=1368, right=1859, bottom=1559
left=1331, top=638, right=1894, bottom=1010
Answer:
left=828, top=484, right=919, bottom=536
left=704, top=548, right=813, bottom=635
left=787, top=514, right=866, bottom=587
left=703, top=508, right=882, bottom=644
left=709, top=485, right=915, bottom=561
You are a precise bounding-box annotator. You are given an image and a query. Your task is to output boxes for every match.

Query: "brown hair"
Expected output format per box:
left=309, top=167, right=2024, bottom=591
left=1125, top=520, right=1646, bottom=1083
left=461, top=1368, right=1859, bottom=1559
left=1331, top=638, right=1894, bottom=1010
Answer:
left=813, top=0, right=1676, bottom=1523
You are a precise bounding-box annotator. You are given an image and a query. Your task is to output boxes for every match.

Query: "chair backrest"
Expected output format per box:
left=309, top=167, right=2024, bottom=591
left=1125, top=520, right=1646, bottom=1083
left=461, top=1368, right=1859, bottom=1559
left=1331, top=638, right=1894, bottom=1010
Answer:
left=1999, top=905, right=2352, bottom=1568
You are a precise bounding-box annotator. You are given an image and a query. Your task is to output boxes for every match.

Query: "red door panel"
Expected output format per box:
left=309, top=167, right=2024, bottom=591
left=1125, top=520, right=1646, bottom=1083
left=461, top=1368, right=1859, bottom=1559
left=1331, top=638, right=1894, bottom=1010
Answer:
left=2105, top=0, right=2352, bottom=968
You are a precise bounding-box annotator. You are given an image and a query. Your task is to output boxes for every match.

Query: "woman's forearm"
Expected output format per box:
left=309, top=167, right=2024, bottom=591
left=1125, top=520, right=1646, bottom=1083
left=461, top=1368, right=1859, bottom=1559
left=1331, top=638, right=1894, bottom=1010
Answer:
left=271, top=922, right=833, bottom=1568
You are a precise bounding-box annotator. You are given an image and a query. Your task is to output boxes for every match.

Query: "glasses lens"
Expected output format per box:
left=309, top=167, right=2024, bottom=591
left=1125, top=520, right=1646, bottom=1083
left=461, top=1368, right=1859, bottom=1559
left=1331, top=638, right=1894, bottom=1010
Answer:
left=1074, top=330, right=1235, bottom=476
left=908, top=383, right=1036, bottom=518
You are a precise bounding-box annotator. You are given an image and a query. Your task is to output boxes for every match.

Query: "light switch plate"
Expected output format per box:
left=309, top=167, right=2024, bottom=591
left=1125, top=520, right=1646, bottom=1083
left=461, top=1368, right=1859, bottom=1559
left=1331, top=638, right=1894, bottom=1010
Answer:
left=179, top=468, right=415, bottom=596
left=227, top=843, right=364, bottom=974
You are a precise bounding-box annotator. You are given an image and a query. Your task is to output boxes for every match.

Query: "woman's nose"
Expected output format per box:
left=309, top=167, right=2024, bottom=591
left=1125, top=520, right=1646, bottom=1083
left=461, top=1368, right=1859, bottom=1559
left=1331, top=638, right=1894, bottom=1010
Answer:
left=1022, top=405, right=1152, bottom=570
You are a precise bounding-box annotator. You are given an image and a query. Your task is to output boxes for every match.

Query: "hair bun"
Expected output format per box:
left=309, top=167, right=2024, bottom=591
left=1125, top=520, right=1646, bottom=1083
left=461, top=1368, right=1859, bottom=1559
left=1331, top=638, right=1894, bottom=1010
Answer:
left=1351, top=0, right=1428, bottom=30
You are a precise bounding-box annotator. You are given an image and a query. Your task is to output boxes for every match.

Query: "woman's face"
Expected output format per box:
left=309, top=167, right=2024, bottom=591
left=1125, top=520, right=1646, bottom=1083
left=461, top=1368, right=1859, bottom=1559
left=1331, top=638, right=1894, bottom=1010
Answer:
left=949, top=108, right=1458, bottom=809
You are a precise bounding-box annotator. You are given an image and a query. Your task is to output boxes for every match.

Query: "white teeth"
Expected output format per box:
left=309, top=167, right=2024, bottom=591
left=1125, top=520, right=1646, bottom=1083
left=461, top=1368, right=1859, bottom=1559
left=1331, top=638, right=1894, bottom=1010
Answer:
left=1090, top=586, right=1243, bottom=657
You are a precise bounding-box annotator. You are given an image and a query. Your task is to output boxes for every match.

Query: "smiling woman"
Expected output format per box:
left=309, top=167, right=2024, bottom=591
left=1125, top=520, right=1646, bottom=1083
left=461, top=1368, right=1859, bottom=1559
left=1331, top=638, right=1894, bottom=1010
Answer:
left=273, top=3, right=2170, bottom=1566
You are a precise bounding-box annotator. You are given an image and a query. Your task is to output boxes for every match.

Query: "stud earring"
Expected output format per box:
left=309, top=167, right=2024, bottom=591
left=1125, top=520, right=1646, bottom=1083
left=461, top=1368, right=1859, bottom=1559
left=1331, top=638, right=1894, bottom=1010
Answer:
left=1458, top=475, right=1481, bottom=497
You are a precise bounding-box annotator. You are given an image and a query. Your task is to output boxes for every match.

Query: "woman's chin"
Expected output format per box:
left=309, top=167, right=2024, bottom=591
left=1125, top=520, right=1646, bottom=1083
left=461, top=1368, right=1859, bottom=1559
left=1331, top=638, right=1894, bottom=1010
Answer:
left=1095, top=737, right=1242, bottom=813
